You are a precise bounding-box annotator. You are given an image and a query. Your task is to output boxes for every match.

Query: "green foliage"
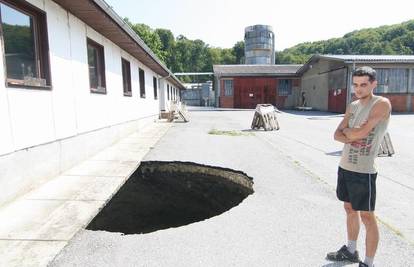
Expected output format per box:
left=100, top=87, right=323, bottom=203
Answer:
left=276, top=19, right=414, bottom=64
left=125, top=17, right=414, bottom=76
left=125, top=18, right=244, bottom=82
left=2, top=24, right=33, bottom=56
left=124, top=18, right=166, bottom=62
left=232, top=41, right=245, bottom=64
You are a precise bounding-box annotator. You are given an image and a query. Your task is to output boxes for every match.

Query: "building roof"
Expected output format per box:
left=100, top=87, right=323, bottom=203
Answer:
left=52, top=0, right=185, bottom=89
left=298, top=54, right=414, bottom=74
left=213, top=64, right=302, bottom=77
left=319, top=54, right=414, bottom=63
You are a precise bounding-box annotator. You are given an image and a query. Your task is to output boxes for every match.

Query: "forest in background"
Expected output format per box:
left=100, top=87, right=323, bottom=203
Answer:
left=125, top=18, right=414, bottom=82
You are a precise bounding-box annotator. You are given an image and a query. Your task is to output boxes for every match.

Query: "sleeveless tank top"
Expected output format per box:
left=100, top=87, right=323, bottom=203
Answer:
left=339, top=95, right=390, bottom=174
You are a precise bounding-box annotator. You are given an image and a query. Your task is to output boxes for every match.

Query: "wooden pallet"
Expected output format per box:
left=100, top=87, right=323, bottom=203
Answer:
left=251, top=104, right=280, bottom=131
left=378, top=132, right=395, bottom=156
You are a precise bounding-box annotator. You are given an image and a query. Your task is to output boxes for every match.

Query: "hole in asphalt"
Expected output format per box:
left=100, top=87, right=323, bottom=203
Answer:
left=86, top=161, right=254, bottom=234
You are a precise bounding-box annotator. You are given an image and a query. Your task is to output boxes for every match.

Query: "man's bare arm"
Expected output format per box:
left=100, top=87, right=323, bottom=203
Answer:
left=334, top=106, right=353, bottom=144
left=342, top=98, right=391, bottom=141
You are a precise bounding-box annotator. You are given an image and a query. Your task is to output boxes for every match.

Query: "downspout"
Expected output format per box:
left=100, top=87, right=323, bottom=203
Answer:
left=215, top=75, right=221, bottom=107
left=346, top=62, right=356, bottom=105
left=408, top=69, right=412, bottom=112
left=159, top=73, right=172, bottom=112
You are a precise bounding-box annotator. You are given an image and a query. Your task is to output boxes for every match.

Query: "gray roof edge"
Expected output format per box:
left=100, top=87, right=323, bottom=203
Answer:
left=320, top=54, right=414, bottom=62
left=298, top=54, right=414, bottom=74
left=93, top=0, right=184, bottom=89
left=218, top=73, right=300, bottom=77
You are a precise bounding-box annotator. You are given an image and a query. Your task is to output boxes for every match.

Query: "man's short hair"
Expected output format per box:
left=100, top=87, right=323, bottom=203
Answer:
left=352, top=66, right=376, bottom=82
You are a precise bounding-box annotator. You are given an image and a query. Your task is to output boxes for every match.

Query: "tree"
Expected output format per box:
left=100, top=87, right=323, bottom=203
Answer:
left=124, top=18, right=166, bottom=62
left=232, top=41, right=245, bottom=64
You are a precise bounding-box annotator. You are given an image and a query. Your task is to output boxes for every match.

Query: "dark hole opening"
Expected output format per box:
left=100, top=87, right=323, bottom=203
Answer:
left=87, top=161, right=254, bottom=234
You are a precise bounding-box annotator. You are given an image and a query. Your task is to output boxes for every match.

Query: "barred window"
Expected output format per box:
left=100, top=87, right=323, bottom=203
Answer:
left=375, top=68, right=408, bottom=93
left=224, top=80, right=233, bottom=96
left=278, top=79, right=292, bottom=96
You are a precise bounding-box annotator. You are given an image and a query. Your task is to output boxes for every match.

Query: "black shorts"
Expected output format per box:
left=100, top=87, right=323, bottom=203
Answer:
left=337, top=167, right=377, bottom=211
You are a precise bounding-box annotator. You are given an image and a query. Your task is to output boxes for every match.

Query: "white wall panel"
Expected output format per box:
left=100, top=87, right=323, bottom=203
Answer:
left=46, top=1, right=77, bottom=140
left=0, top=45, right=13, bottom=155
left=7, top=89, right=55, bottom=150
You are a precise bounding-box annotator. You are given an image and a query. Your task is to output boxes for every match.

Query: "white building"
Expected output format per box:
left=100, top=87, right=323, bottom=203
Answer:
left=0, top=0, right=184, bottom=206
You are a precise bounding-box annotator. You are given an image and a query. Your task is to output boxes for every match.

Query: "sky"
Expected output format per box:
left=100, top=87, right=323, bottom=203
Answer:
left=105, top=0, right=414, bottom=51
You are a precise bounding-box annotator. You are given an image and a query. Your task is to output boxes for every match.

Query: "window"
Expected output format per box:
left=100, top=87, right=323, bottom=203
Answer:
left=0, top=0, right=51, bottom=87
left=87, top=38, right=106, bottom=93
left=278, top=79, right=292, bottom=96
left=224, top=80, right=233, bottom=96
left=139, top=68, right=145, bottom=98
left=410, top=69, right=414, bottom=93
left=121, top=58, right=131, bottom=96
left=375, top=68, right=408, bottom=93
left=153, top=76, right=158, bottom=99
left=167, top=84, right=170, bottom=100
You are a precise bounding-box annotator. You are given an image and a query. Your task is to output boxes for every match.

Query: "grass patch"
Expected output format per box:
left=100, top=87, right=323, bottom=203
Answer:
left=208, top=129, right=254, bottom=136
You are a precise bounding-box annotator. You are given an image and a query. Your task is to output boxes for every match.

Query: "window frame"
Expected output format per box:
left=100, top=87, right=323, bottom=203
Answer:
left=138, top=67, right=145, bottom=98
left=153, top=76, right=158, bottom=99
left=278, top=79, right=292, bottom=96
left=87, top=38, right=106, bottom=94
left=121, top=57, right=132, bottom=97
left=0, top=0, right=51, bottom=89
left=223, top=79, right=233, bottom=96
left=375, top=68, right=408, bottom=94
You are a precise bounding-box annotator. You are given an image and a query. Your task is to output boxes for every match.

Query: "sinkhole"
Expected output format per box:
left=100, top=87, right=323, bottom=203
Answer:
left=87, top=161, right=254, bottom=234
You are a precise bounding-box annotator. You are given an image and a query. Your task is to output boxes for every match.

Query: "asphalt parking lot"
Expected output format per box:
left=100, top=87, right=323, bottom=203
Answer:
left=51, top=108, right=414, bottom=267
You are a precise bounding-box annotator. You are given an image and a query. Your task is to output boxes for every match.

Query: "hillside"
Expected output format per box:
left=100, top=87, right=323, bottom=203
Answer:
left=125, top=18, right=414, bottom=77
left=276, top=20, right=414, bottom=64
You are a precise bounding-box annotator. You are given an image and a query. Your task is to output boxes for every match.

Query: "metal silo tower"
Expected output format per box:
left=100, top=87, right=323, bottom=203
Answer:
left=244, top=25, right=275, bottom=64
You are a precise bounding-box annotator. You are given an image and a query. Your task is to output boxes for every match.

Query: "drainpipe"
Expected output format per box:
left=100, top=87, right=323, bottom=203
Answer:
left=408, top=69, right=413, bottom=112
left=159, top=73, right=172, bottom=111
left=215, top=75, right=221, bottom=107
left=346, top=62, right=356, bottom=105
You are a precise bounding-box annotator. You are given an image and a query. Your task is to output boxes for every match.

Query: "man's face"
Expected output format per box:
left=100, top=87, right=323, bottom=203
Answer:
left=352, top=75, right=377, bottom=99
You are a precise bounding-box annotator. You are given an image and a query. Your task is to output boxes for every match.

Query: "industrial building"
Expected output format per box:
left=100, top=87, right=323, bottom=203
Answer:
left=0, top=0, right=184, bottom=206
left=181, top=81, right=215, bottom=107
left=213, top=65, right=302, bottom=109
left=298, top=55, right=414, bottom=113
left=214, top=55, right=414, bottom=112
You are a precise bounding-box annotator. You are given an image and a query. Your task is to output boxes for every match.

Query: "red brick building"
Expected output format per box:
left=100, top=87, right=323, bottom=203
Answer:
left=213, top=65, right=302, bottom=109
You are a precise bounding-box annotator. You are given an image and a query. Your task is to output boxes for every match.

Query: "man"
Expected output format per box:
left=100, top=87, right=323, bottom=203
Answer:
left=327, top=66, right=391, bottom=267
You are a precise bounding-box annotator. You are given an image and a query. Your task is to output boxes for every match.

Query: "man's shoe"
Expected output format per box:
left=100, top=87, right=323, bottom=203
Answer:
left=359, top=262, right=369, bottom=267
left=326, top=245, right=360, bottom=263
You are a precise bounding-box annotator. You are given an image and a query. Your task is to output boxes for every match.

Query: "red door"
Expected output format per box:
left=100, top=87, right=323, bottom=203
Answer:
left=328, top=88, right=347, bottom=113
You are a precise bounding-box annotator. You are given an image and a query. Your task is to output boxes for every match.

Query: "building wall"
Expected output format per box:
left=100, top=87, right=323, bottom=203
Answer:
left=0, top=0, right=169, bottom=205
left=351, top=63, right=414, bottom=113
left=286, top=79, right=302, bottom=108
left=220, top=79, right=235, bottom=108
left=159, top=79, right=178, bottom=111
left=301, top=59, right=347, bottom=112
left=411, top=95, right=414, bottom=111
left=218, top=76, right=300, bottom=109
